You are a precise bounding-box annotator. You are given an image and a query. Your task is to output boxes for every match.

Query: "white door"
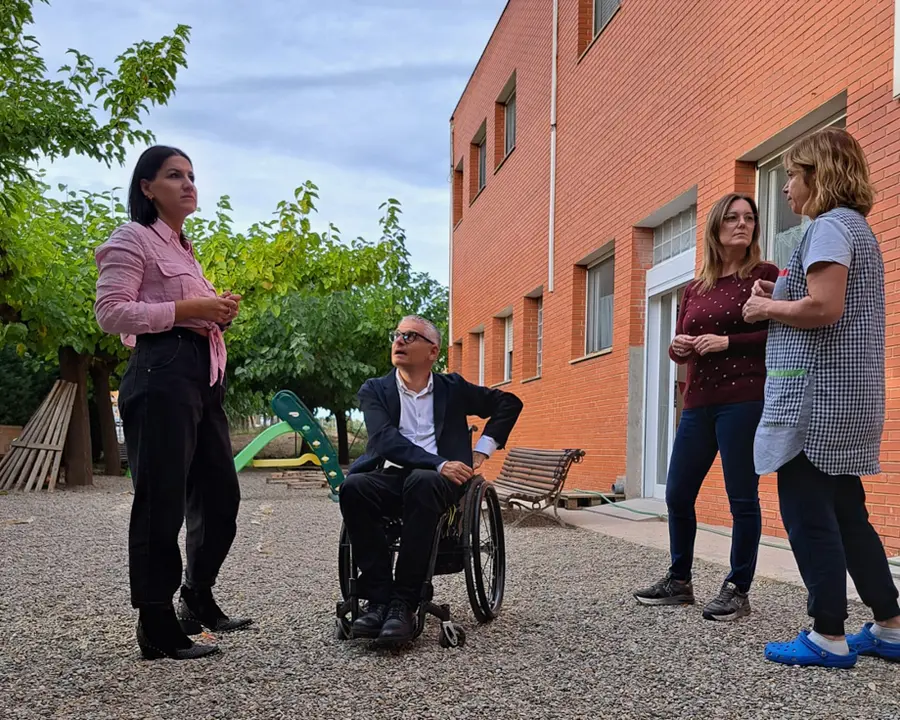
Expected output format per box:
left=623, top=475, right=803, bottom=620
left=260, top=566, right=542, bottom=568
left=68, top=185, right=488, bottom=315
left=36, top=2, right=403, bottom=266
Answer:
left=643, top=285, right=686, bottom=499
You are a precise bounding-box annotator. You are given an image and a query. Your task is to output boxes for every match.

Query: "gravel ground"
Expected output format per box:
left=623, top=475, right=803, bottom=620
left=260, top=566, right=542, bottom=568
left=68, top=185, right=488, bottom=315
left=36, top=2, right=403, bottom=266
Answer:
left=1, top=473, right=899, bottom=720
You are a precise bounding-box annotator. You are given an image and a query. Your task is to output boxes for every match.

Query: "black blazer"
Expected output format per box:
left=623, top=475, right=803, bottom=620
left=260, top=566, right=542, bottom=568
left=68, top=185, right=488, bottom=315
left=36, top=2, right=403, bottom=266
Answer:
left=348, top=369, right=523, bottom=475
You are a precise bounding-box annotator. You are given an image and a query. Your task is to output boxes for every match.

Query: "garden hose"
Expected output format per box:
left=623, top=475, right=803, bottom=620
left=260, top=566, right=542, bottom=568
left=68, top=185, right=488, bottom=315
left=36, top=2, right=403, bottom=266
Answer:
left=567, top=489, right=900, bottom=569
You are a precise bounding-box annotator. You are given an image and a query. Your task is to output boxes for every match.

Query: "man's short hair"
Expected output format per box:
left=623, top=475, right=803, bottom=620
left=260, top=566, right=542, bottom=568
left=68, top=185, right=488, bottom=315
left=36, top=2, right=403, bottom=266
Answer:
left=401, top=315, right=442, bottom=348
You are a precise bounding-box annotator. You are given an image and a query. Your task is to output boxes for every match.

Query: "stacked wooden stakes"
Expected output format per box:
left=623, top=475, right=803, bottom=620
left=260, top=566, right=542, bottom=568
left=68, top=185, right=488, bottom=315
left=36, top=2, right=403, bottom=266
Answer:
left=0, top=380, right=77, bottom=492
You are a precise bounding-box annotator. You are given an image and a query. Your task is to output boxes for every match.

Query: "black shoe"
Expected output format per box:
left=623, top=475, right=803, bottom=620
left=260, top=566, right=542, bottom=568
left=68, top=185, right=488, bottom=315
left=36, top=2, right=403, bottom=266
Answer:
left=350, top=602, right=389, bottom=639
left=137, top=605, right=219, bottom=660
left=177, top=585, right=253, bottom=634
left=633, top=573, right=696, bottom=606
left=375, top=600, right=417, bottom=647
left=702, top=581, right=751, bottom=621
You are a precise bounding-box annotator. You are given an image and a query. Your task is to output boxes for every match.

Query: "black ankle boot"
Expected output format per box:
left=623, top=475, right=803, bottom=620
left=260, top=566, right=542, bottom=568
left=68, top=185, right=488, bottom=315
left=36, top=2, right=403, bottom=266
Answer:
left=137, top=605, right=219, bottom=660
left=177, top=585, right=253, bottom=634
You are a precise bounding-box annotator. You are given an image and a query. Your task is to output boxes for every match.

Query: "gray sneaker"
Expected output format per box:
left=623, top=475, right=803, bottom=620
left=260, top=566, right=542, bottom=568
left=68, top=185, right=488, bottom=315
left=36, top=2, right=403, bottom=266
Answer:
left=633, top=573, right=695, bottom=606
left=702, top=581, right=751, bottom=621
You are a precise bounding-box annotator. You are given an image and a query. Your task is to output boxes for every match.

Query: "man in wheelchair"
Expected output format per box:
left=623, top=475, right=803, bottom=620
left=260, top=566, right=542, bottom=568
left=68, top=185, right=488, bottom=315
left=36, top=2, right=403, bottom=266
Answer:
left=339, top=315, right=523, bottom=646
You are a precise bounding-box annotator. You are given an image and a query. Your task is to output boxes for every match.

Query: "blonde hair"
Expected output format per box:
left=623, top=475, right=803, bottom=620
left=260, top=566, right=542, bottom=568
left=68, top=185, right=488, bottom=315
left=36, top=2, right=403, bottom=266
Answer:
left=783, top=127, right=876, bottom=218
left=696, top=193, right=762, bottom=293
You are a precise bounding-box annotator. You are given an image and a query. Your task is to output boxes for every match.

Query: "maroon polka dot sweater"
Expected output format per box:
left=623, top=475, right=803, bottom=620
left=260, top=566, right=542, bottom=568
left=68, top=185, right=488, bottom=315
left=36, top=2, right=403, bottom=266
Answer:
left=670, top=262, right=780, bottom=410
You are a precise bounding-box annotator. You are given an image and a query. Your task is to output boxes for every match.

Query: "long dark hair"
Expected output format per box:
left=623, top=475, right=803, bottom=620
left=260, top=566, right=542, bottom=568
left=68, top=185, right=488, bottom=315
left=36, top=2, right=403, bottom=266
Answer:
left=127, top=145, right=192, bottom=226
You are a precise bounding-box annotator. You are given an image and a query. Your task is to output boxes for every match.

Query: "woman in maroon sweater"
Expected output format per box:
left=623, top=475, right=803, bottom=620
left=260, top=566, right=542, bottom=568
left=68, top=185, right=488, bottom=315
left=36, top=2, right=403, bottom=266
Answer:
left=634, top=193, right=779, bottom=621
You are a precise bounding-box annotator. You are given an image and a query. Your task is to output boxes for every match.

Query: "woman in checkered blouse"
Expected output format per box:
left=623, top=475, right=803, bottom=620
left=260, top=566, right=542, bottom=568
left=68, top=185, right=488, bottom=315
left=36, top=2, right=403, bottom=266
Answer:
left=742, top=127, right=900, bottom=669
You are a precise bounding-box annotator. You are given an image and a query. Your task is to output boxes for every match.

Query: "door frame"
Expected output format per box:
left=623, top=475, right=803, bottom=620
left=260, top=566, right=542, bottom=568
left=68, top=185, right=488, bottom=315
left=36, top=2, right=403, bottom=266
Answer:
left=642, top=252, right=695, bottom=499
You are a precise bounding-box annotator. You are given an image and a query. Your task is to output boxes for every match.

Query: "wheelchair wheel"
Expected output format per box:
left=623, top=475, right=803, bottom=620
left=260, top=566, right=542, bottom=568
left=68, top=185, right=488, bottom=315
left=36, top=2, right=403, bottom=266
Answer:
left=463, top=478, right=506, bottom=622
left=338, top=523, right=354, bottom=601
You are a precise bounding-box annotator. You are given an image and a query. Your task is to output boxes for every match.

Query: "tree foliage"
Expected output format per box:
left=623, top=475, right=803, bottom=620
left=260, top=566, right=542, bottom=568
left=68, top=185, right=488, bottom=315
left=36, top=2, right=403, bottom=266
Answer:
left=224, top=201, right=449, bottom=420
left=0, top=0, right=190, bottom=210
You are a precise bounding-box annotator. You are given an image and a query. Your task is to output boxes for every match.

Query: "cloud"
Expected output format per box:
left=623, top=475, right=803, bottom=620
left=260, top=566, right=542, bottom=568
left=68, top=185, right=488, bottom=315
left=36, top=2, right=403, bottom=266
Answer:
left=28, top=0, right=510, bottom=286
left=182, top=62, right=473, bottom=94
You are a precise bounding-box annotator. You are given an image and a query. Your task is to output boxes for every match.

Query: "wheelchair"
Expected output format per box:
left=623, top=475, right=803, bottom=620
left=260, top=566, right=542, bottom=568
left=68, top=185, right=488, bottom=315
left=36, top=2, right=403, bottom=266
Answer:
left=335, top=471, right=507, bottom=648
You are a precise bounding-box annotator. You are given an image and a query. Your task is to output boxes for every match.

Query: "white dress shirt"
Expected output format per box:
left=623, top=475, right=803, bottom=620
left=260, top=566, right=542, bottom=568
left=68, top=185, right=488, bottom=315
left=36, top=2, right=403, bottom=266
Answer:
left=384, top=372, right=498, bottom=471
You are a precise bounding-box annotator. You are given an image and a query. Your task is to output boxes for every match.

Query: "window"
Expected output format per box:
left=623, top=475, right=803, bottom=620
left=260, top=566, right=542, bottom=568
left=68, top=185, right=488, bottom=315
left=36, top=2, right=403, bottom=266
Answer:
left=469, top=121, right=487, bottom=202
left=586, top=256, right=614, bottom=354
left=593, top=0, right=620, bottom=36
left=758, top=115, right=846, bottom=268
left=494, top=72, right=517, bottom=167
left=477, top=139, right=487, bottom=192
left=452, top=159, right=464, bottom=226
left=653, top=206, right=696, bottom=265
left=477, top=332, right=485, bottom=385
left=503, top=316, right=513, bottom=382
left=504, top=93, right=516, bottom=156
left=536, top=297, right=543, bottom=376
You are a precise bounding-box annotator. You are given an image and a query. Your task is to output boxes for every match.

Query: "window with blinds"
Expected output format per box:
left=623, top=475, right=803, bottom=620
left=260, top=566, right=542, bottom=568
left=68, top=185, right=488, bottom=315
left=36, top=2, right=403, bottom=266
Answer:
left=503, top=316, right=513, bottom=381
left=593, top=0, right=620, bottom=36
left=586, top=256, right=614, bottom=354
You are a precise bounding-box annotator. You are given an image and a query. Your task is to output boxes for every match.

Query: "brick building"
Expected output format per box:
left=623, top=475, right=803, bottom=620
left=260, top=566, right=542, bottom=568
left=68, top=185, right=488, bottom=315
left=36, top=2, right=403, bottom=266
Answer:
left=448, top=0, right=900, bottom=553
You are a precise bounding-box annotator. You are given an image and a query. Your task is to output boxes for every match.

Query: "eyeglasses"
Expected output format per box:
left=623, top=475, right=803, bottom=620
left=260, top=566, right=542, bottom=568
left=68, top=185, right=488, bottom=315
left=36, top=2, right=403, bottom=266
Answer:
left=389, top=330, right=435, bottom=345
left=723, top=213, right=757, bottom=226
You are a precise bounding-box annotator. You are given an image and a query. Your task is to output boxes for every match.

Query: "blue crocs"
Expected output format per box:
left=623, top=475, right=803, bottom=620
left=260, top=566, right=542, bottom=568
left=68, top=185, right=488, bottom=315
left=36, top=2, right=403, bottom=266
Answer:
left=764, top=630, right=858, bottom=668
left=847, top=623, right=900, bottom=662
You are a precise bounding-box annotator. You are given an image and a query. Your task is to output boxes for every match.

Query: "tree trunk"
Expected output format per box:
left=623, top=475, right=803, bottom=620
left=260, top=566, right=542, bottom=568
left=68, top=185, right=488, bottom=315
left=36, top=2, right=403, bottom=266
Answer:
left=59, top=346, right=93, bottom=487
left=90, top=362, right=122, bottom=476
left=335, top=409, right=349, bottom=466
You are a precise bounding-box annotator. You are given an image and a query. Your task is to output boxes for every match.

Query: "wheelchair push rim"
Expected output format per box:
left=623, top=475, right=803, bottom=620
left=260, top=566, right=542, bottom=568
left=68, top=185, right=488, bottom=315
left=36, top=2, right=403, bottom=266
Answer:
left=463, top=477, right=506, bottom=622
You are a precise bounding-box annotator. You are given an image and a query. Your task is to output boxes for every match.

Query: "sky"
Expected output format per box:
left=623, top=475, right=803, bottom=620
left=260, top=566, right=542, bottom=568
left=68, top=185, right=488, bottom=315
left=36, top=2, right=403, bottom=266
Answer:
left=28, top=0, right=509, bottom=286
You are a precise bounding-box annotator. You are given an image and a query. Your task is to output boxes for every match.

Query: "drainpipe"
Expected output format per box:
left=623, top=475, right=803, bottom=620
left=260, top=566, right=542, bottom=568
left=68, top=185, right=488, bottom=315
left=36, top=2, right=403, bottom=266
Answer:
left=547, top=0, right=559, bottom=292
left=448, top=119, right=455, bottom=344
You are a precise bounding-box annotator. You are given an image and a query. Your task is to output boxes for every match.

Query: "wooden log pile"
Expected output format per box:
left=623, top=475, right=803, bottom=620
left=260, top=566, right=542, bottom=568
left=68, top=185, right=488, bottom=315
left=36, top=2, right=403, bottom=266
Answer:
left=0, top=380, right=77, bottom=492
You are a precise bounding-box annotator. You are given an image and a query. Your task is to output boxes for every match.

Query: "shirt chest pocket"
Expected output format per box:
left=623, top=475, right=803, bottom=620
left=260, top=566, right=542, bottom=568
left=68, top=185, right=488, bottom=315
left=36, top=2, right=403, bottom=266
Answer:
left=148, top=261, right=211, bottom=302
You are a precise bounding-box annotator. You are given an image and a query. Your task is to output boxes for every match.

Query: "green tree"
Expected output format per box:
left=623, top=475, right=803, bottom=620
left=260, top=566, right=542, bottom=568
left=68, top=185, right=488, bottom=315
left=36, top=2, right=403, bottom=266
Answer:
left=0, top=345, right=56, bottom=426
left=0, top=179, right=403, bottom=481
left=226, top=201, right=449, bottom=464
left=0, top=0, right=191, bottom=485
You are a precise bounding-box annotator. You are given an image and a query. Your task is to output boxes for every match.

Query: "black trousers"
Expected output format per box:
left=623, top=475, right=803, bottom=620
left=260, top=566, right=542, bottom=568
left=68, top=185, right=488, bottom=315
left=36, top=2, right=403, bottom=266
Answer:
left=778, top=452, right=900, bottom=636
left=118, top=329, right=241, bottom=608
left=339, top=468, right=459, bottom=607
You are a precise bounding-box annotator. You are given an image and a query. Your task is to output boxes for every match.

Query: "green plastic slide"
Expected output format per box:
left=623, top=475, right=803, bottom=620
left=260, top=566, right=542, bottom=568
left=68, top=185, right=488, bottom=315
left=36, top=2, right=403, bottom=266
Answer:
left=232, top=420, right=295, bottom=472
left=270, top=390, right=344, bottom=501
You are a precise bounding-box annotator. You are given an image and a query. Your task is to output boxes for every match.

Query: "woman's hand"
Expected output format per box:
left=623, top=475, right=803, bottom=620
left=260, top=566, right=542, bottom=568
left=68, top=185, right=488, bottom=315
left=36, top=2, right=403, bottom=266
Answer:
left=752, top=279, right=775, bottom=299
left=220, top=291, right=242, bottom=320
left=671, top=334, right=695, bottom=357
left=693, top=334, right=729, bottom=356
left=175, top=296, right=238, bottom=324
left=742, top=295, right=771, bottom=323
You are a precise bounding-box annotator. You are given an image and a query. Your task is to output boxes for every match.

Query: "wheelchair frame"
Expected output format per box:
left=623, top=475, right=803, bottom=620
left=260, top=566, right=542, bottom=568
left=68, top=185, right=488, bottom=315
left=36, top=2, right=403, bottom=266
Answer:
left=335, top=474, right=506, bottom=648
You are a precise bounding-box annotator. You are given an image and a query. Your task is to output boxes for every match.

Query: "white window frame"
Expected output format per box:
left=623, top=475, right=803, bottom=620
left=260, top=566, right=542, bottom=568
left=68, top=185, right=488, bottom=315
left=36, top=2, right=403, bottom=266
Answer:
left=477, top=332, right=485, bottom=386
left=894, top=0, right=900, bottom=98
left=536, top=297, right=543, bottom=377
left=504, top=92, right=516, bottom=156
left=503, top=316, right=513, bottom=381
left=756, top=112, right=846, bottom=265
left=585, top=254, right=615, bottom=355
left=652, top=205, right=697, bottom=266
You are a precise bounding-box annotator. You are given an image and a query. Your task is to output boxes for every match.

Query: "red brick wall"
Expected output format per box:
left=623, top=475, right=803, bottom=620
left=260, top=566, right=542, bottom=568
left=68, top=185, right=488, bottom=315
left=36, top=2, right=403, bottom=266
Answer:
left=450, top=0, right=900, bottom=553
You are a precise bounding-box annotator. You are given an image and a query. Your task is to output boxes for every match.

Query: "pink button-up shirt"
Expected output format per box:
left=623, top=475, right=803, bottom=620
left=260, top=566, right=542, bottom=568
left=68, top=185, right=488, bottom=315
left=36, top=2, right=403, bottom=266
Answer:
left=94, top=219, right=227, bottom=386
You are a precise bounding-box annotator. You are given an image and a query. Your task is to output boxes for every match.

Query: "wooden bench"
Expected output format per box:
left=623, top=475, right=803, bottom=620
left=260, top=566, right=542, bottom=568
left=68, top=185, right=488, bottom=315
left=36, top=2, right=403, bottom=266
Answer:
left=490, top=447, right=586, bottom=527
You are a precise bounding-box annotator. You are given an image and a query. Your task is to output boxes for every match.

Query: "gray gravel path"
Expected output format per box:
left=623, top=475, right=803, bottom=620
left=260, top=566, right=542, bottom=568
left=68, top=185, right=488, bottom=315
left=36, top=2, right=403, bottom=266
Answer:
left=1, top=473, right=898, bottom=720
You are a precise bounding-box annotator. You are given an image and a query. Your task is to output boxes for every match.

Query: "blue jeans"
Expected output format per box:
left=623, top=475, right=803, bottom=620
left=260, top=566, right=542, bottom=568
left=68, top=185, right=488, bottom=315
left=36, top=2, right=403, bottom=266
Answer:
left=665, top=401, right=763, bottom=592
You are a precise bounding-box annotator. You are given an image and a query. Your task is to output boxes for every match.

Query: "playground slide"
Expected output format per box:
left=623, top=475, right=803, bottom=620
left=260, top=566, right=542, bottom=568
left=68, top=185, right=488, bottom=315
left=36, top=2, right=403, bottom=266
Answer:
left=232, top=420, right=295, bottom=472
left=271, top=390, right=344, bottom=500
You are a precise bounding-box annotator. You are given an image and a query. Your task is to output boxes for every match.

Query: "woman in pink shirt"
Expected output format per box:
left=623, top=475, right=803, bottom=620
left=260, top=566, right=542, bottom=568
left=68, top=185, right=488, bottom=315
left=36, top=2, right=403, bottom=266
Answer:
left=95, top=146, right=251, bottom=660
